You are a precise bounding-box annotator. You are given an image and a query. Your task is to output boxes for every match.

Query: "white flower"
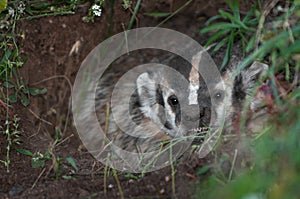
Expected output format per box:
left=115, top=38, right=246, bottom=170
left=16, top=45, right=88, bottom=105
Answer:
left=8, top=7, right=15, bottom=17
left=92, top=4, right=100, bottom=10
left=92, top=4, right=102, bottom=17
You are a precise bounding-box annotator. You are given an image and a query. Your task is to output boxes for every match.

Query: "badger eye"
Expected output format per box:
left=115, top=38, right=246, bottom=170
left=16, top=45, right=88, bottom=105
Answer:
left=168, top=95, right=179, bottom=106
left=214, top=90, right=224, bottom=101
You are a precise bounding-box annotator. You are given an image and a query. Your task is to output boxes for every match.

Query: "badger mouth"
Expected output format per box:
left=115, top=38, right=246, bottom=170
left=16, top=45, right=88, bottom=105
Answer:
left=188, top=127, right=212, bottom=145
left=187, top=125, right=222, bottom=157
left=189, top=127, right=210, bottom=133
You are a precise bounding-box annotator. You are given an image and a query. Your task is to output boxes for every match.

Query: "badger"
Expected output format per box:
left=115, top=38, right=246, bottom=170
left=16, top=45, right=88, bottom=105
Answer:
left=93, top=49, right=268, bottom=170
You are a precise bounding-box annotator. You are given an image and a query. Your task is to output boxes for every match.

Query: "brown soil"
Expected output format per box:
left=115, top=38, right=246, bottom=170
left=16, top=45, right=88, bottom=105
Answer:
left=0, top=0, right=256, bottom=198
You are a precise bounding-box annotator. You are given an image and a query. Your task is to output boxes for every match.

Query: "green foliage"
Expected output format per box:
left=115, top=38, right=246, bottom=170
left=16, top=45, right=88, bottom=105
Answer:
left=196, top=165, right=211, bottom=175
left=0, top=0, right=133, bottom=174
left=22, top=0, right=86, bottom=19
left=0, top=1, right=50, bottom=108
left=122, top=0, right=132, bottom=10
left=0, top=115, right=21, bottom=172
left=82, top=0, right=105, bottom=22
left=127, top=0, right=142, bottom=29
left=200, top=0, right=259, bottom=68
left=0, top=0, right=7, bottom=13
left=0, top=0, right=91, bottom=173
left=201, top=101, right=300, bottom=199
left=16, top=127, right=78, bottom=179
left=0, top=48, right=47, bottom=106
left=196, top=1, right=300, bottom=199
left=124, top=173, right=141, bottom=180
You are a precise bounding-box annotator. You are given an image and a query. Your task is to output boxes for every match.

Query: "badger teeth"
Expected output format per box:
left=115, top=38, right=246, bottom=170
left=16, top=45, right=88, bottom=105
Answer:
left=189, top=127, right=210, bottom=133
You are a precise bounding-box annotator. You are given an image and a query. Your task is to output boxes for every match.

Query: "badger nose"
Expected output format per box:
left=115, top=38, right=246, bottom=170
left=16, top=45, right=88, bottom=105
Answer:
left=183, top=106, right=211, bottom=126
left=183, top=105, right=200, bottom=122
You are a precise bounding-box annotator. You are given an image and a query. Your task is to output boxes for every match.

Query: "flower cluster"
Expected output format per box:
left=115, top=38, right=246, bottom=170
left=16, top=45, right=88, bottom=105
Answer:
left=91, top=4, right=102, bottom=17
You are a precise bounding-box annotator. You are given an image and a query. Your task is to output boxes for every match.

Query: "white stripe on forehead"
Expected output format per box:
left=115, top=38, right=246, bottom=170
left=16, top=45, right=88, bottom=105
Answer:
left=188, top=51, right=203, bottom=105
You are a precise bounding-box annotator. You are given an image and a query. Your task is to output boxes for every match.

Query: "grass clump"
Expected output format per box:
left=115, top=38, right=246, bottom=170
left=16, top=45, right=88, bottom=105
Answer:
left=200, top=0, right=260, bottom=68
left=196, top=1, right=300, bottom=198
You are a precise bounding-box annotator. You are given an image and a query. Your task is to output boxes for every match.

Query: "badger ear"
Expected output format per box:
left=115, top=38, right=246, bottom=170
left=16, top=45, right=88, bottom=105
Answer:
left=241, top=61, right=268, bottom=92
left=232, top=61, right=268, bottom=103
left=136, top=72, right=158, bottom=108
left=244, top=61, right=268, bottom=82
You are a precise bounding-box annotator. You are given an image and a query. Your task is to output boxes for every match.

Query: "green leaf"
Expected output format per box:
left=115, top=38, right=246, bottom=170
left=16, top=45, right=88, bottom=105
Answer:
left=219, top=10, right=249, bottom=30
left=9, top=93, right=17, bottom=103
left=62, top=175, right=73, bottom=180
left=44, top=151, right=51, bottom=160
left=246, top=18, right=259, bottom=27
left=221, top=31, right=234, bottom=69
left=200, top=22, right=239, bottom=34
left=144, top=12, right=171, bottom=17
left=3, top=81, right=15, bottom=88
left=21, top=95, right=30, bottom=106
left=128, top=0, right=142, bottom=29
left=226, top=0, right=240, bottom=20
left=124, top=173, right=140, bottom=180
left=204, top=15, right=222, bottom=26
left=242, top=6, right=255, bottom=23
left=205, top=29, right=231, bottom=47
left=218, top=9, right=233, bottom=19
left=31, top=157, right=45, bottom=168
left=245, top=35, right=256, bottom=53
left=281, top=39, right=300, bottom=56
left=15, top=148, right=34, bottom=156
left=213, top=37, right=229, bottom=52
left=0, top=50, right=11, bottom=64
left=28, top=87, right=47, bottom=96
left=55, top=127, right=62, bottom=142
left=290, top=87, right=300, bottom=100
left=25, top=4, right=33, bottom=15
left=0, top=0, right=7, bottom=13
left=238, top=33, right=248, bottom=55
left=65, top=157, right=78, bottom=171
left=197, top=165, right=211, bottom=175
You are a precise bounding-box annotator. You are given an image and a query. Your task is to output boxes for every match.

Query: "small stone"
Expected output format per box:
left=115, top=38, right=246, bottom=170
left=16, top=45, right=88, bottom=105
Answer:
left=159, top=188, right=165, bottom=194
left=165, top=175, right=171, bottom=182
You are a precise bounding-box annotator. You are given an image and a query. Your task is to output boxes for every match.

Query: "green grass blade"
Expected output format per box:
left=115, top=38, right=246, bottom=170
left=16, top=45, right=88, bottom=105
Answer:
left=245, top=18, right=259, bottom=27
left=221, top=31, right=234, bottom=69
left=127, top=0, right=142, bottom=29
left=245, top=35, right=256, bottom=53
left=226, top=0, right=240, bottom=20
left=144, top=12, right=171, bottom=17
left=280, top=38, right=300, bottom=56
left=65, top=157, right=78, bottom=171
left=219, top=10, right=249, bottom=30
left=205, top=15, right=222, bottom=26
left=242, top=6, right=255, bottom=23
left=15, top=148, right=34, bottom=157
left=205, top=29, right=231, bottom=47
left=213, top=37, right=229, bottom=53
left=218, top=9, right=234, bottom=19
left=235, top=25, right=300, bottom=75
left=155, top=0, right=193, bottom=28
left=200, top=22, right=239, bottom=34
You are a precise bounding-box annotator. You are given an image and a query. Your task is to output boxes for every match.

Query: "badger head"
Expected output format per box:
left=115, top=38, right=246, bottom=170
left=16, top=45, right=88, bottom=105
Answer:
left=135, top=59, right=268, bottom=139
